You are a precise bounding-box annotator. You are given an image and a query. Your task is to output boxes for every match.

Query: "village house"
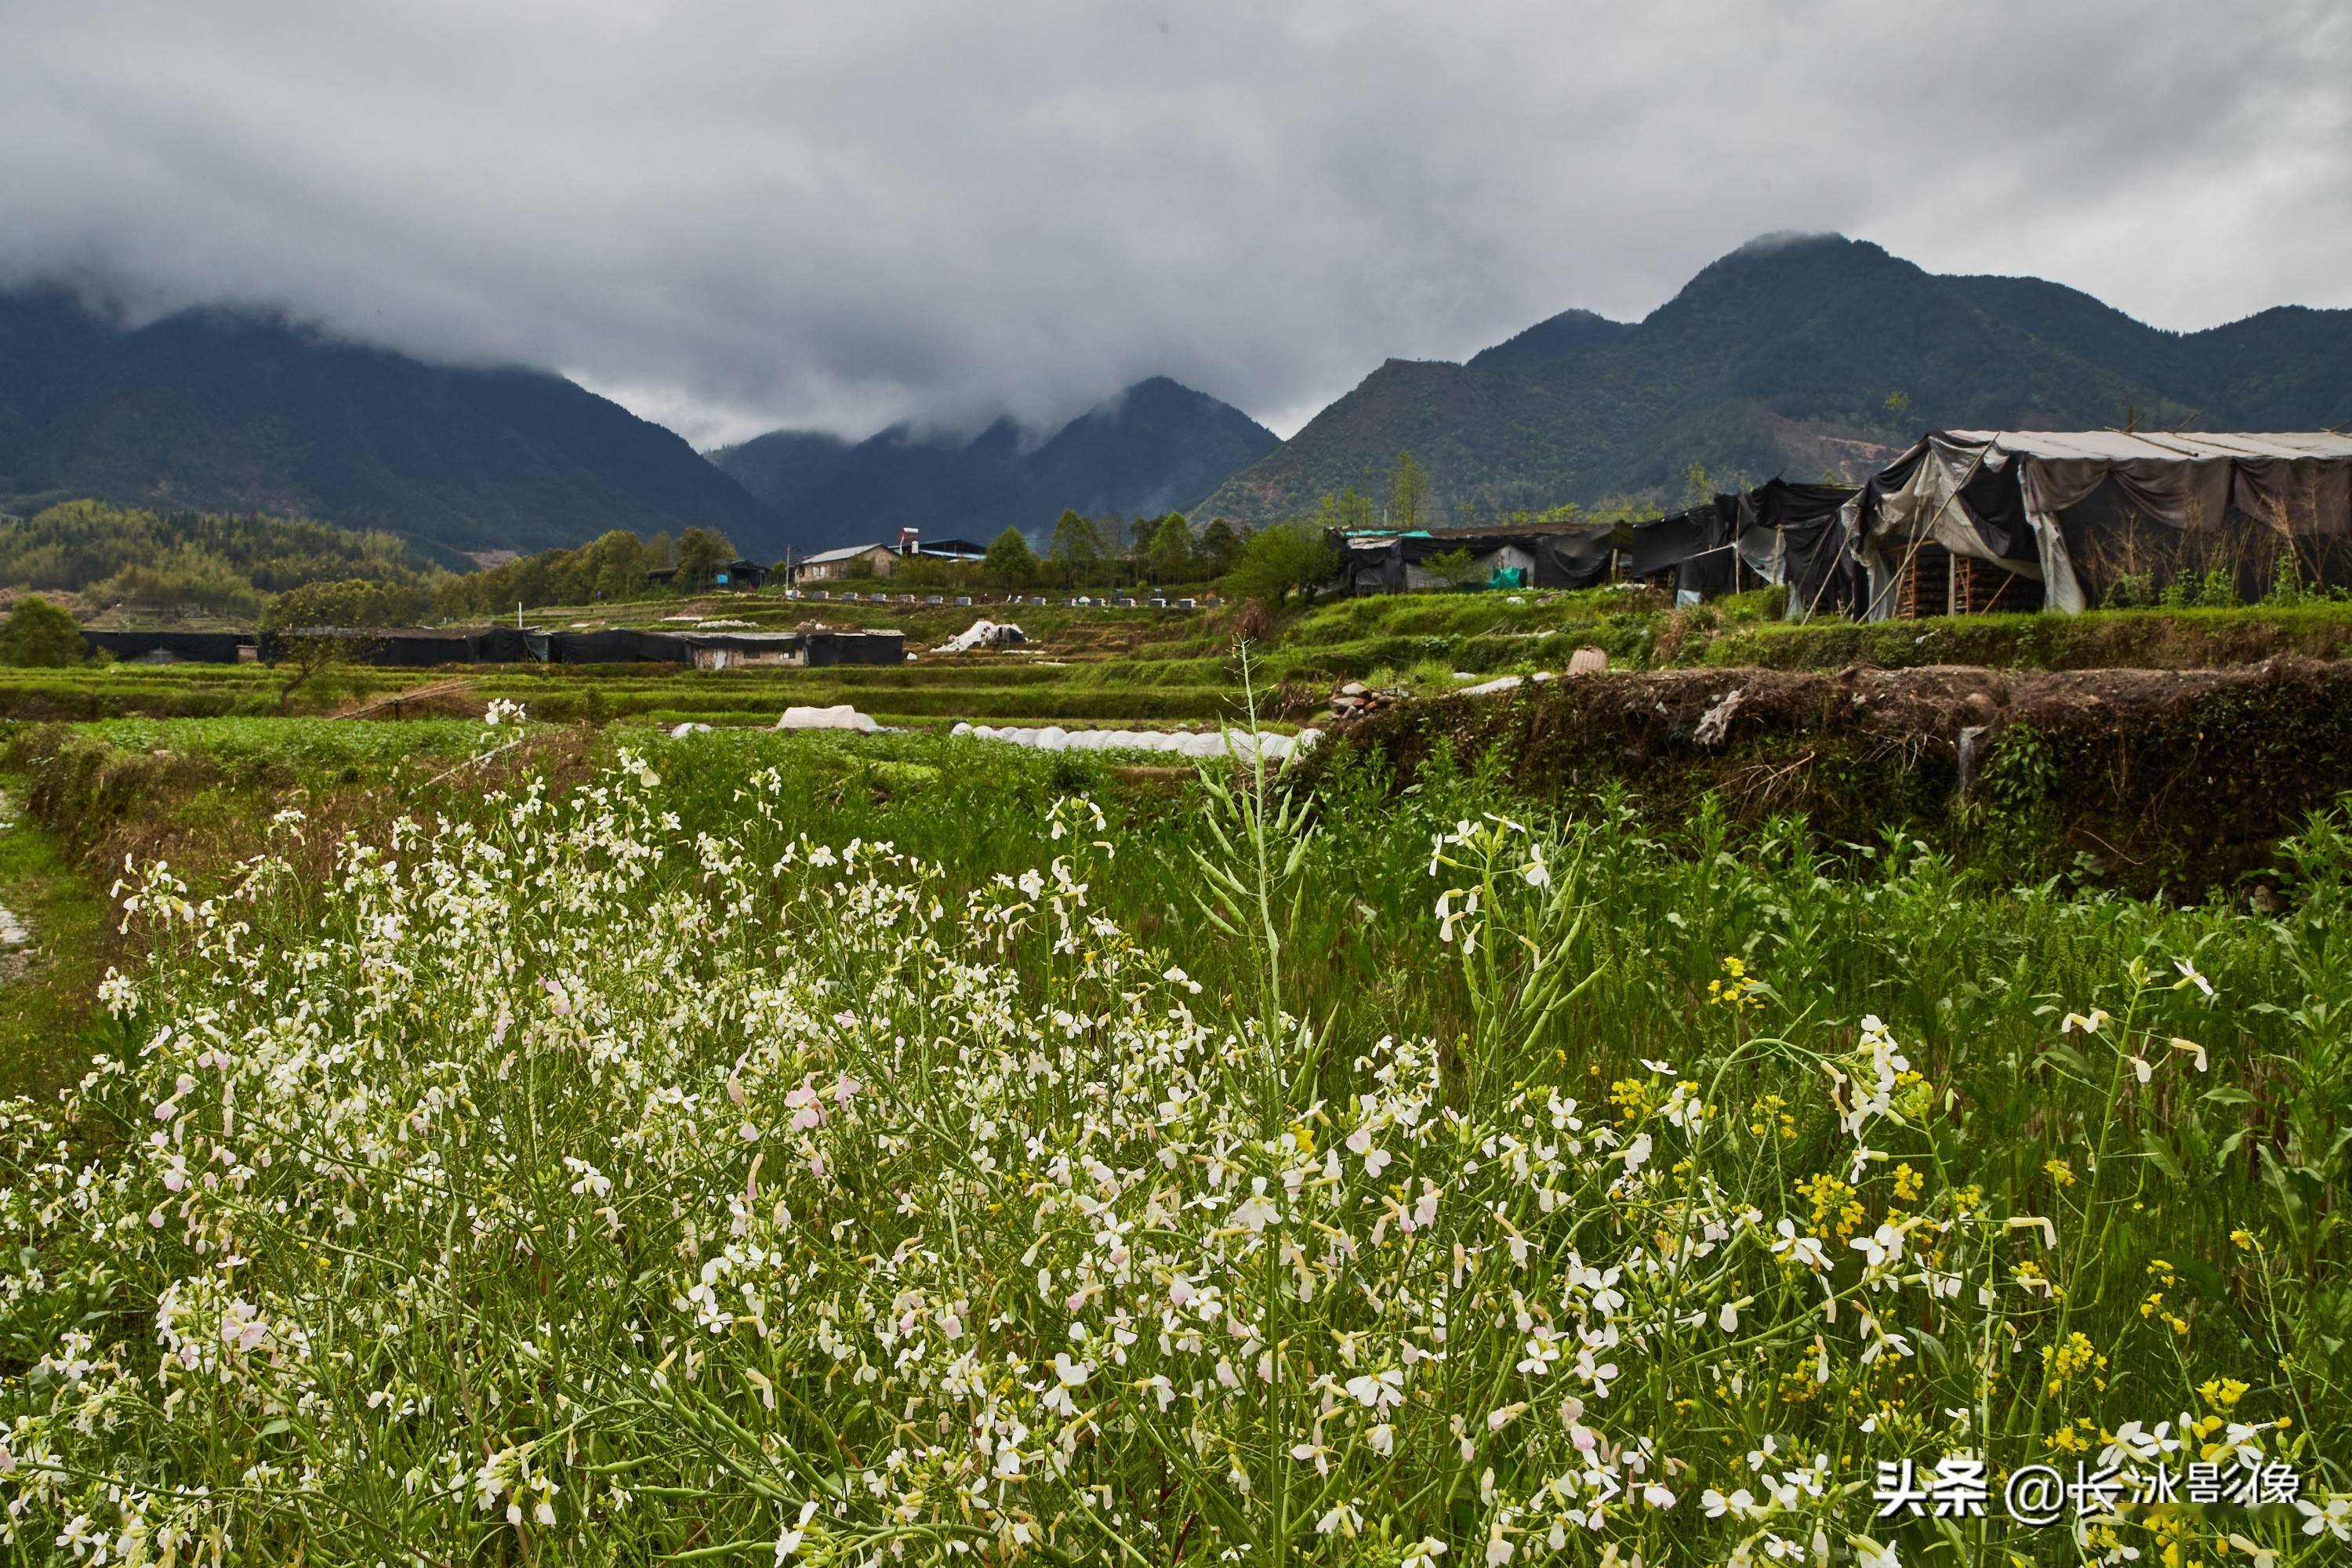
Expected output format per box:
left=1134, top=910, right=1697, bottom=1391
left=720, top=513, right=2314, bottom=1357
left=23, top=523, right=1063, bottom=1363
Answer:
left=792, top=529, right=991, bottom=583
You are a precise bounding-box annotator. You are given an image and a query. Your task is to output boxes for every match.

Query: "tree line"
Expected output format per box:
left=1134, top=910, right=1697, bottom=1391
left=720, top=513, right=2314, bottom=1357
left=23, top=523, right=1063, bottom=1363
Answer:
left=3, top=449, right=1555, bottom=638
left=433, top=528, right=742, bottom=618
left=0, top=499, right=426, bottom=620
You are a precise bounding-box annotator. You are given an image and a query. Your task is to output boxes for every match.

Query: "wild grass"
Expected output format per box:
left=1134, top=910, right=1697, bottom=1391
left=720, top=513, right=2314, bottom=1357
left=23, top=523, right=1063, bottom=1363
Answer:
left=0, top=713, right=2344, bottom=1563
left=0, top=777, right=107, bottom=1103
left=1697, top=601, right=2352, bottom=672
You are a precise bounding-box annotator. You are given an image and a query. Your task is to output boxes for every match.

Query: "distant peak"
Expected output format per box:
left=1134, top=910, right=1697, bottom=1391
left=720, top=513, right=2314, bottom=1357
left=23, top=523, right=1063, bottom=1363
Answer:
left=1647, top=233, right=1911, bottom=325
left=1730, top=230, right=1854, bottom=256
left=1074, top=374, right=1264, bottom=430
left=1697, top=231, right=1896, bottom=281
left=1094, top=375, right=1209, bottom=412
left=1469, top=307, right=1630, bottom=369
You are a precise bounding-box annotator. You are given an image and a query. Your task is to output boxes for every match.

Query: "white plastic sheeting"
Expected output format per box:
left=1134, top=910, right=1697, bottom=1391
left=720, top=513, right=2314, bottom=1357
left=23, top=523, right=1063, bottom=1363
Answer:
left=952, top=724, right=1321, bottom=763
left=934, top=619, right=1028, bottom=653
left=777, top=705, right=878, bottom=732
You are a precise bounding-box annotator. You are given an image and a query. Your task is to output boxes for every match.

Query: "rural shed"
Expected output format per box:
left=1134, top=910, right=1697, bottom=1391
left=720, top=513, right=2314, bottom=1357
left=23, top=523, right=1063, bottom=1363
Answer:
left=83, top=630, right=248, bottom=663
left=258, top=629, right=475, bottom=666
left=1330, top=523, right=1621, bottom=594
left=1736, top=481, right=1864, bottom=619
left=524, top=629, right=691, bottom=662
left=675, top=629, right=906, bottom=669
left=1849, top=431, right=2352, bottom=616
left=466, top=626, right=537, bottom=662
left=802, top=629, right=905, bottom=666
left=1627, top=495, right=1745, bottom=597
left=683, top=632, right=806, bottom=670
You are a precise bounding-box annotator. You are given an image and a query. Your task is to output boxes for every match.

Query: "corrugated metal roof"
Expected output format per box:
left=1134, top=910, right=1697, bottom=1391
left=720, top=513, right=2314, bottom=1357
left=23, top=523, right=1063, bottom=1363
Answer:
left=1943, top=430, right=2352, bottom=463
left=800, top=542, right=897, bottom=564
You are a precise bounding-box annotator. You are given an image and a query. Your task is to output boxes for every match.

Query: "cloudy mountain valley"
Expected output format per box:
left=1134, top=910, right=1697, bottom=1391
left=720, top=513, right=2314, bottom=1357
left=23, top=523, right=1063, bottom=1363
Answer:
left=2, top=4, right=2350, bottom=1566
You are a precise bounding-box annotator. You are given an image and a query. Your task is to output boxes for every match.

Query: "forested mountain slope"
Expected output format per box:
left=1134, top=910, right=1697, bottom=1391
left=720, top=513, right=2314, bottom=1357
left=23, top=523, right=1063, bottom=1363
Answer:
left=0, top=290, right=782, bottom=566
left=1198, top=234, right=2352, bottom=524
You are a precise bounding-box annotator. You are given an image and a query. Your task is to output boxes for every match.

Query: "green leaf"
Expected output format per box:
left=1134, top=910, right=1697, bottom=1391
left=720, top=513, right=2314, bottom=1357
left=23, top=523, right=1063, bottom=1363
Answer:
left=2139, top=1131, right=2186, bottom=1184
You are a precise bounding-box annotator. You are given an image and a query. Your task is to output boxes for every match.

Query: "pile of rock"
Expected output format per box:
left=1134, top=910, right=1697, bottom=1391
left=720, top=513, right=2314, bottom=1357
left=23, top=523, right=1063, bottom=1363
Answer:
left=1326, top=681, right=1406, bottom=723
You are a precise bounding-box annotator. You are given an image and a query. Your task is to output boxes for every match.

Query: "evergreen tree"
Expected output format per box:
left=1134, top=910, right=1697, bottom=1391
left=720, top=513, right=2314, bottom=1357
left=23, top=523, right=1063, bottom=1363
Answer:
left=675, top=528, right=734, bottom=590
left=983, top=527, right=1039, bottom=590
left=1198, top=518, right=1242, bottom=575
left=1146, top=514, right=1195, bottom=583
left=1126, top=517, right=1156, bottom=565
left=1047, top=510, right=1104, bottom=586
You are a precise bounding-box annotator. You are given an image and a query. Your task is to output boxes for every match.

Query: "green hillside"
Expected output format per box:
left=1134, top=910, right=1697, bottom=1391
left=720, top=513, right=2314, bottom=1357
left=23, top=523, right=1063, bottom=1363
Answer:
left=1200, top=234, right=2352, bottom=523
left=0, top=290, right=783, bottom=566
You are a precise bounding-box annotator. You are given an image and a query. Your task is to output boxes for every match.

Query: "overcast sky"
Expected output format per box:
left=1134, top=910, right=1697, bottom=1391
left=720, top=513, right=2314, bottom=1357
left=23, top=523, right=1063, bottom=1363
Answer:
left=3, top=0, right=2347, bottom=445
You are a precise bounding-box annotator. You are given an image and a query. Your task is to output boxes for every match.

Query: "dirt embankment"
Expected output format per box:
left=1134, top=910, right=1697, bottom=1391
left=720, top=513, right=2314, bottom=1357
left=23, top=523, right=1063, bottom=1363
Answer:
left=1306, top=657, right=2352, bottom=895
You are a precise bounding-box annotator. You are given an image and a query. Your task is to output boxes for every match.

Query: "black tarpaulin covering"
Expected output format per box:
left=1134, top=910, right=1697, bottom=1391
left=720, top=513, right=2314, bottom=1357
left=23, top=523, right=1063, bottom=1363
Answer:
left=249, top=626, right=906, bottom=667
left=1328, top=524, right=1622, bottom=594
left=466, top=627, right=537, bottom=662
left=1334, top=537, right=1409, bottom=597
left=1949, top=456, right=2036, bottom=564
left=546, top=630, right=639, bottom=663
left=259, top=630, right=473, bottom=666
left=1628, top=495, right=1743, bottom=594
left=1849, top=432, right=2352, bottom=614
left=804, top=630, right=905, bottom=666
left=1848, top=434, right=2045, bottom=616
left=1740, top=481, right=1864, bottom=619
left=1536, top=525, right=1621, bottom=590
left=83, top=630, right=245, bottom=663
left=1995, top=432, right=2350, bottom=612
left=531, top=630, right=689, bottom=663
left=2052, top=474, right=2352, bottom=610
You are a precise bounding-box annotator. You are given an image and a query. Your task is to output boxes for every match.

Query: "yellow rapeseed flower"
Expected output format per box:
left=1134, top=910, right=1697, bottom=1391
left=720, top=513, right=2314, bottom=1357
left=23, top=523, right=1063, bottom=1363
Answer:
left=2198, top=1377, right=2248, bottom=1410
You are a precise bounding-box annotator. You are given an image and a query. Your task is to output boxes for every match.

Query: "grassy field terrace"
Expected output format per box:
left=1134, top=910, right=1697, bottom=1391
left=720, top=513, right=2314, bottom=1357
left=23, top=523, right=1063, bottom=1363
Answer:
left=9, top=588, right=2352, bottom=737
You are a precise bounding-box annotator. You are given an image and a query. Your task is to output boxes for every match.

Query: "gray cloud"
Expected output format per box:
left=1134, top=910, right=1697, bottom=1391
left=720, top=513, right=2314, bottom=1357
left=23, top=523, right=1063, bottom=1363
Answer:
left=2, top=0, right=2346, bottom=445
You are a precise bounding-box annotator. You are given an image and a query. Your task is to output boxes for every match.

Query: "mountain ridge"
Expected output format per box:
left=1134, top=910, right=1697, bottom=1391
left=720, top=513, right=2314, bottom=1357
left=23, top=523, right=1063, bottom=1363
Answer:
left=0, top=289, right=785, bottom=566
left=1197, top=234, right=2352, bottom=524
left=708, top=375, right=1279, bottom=553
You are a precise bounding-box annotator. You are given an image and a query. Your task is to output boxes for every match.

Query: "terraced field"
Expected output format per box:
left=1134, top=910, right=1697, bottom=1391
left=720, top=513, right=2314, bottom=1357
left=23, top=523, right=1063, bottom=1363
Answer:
left=12, top=589, right=2352, bottom=735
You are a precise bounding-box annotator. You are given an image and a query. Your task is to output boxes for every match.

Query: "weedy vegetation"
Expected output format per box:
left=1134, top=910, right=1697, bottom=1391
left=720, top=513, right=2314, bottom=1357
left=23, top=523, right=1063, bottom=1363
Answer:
left=0, top=694, right=2347, bottom=1564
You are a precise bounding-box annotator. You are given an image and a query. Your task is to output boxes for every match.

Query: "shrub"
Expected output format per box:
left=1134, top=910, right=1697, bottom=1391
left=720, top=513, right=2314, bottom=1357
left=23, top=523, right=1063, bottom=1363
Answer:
left=0, top=594, right=84, bottom=666
left=1221, top=519, right=1338, bottom=607
left=263, top=576, right=427, bottom=629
